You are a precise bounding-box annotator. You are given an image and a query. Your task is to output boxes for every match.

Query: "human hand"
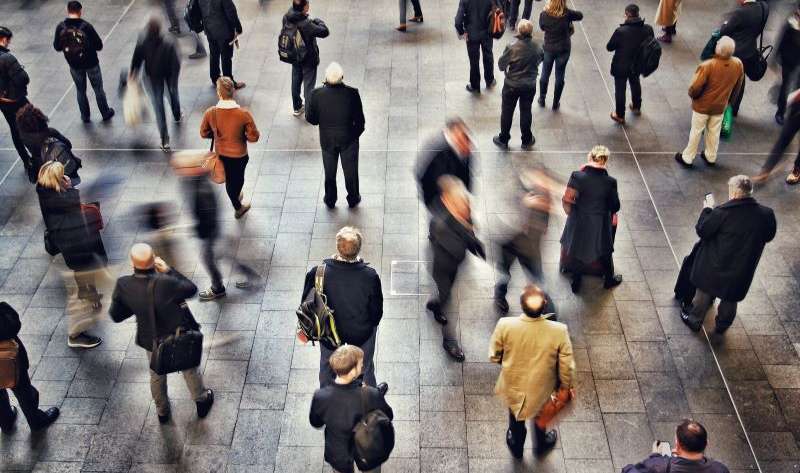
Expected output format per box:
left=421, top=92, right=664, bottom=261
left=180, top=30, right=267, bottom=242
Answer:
left=154, top=257, right=169, bottom=273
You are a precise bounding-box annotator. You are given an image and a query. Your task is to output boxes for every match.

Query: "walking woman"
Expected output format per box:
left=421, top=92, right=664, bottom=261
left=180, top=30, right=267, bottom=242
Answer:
left=655, top=0, right=682, bottom=43
left=538, top=0, right=583, bottom=109
left=200, top=77, right=260, bottom=219
left=397, top=0, right=423, bottom=32
left=16, top=103, right=80, bottom=184
left=774, top=3, right=800, bottom=125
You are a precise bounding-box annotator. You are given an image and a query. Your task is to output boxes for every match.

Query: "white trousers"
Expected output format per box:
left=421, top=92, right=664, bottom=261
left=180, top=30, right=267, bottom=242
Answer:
left=681, top=111, right=723, bottom=164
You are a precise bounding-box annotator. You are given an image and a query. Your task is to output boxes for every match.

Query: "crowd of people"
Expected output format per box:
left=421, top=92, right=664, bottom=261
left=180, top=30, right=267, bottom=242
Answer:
left=0, top=0, right=797, bottom=471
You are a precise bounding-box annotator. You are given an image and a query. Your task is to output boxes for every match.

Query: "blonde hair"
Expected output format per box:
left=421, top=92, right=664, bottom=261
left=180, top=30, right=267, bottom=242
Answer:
left=37, top=161, right=67, bottom=192
left=516, top=19, right=534, bottom=37
left=544, top=0, right=567, bottom=17
left=216, top=76, right=234, bottom=100
left=336, top=226, right=363, bottom=260
left=589, top=145, right=610, bottom=165
left=329, top=345, right=363, bottom=376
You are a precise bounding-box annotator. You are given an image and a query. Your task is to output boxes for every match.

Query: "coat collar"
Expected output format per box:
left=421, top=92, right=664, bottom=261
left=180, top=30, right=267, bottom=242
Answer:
left=216, top=99, right=240, bottom=109
left=583, top=165, right=609, bottom=176
left=517, top=314, right=556, bottom=322
left=621, top=17, right=645, bottom=27
left=718, top=196, right=758, bottom=209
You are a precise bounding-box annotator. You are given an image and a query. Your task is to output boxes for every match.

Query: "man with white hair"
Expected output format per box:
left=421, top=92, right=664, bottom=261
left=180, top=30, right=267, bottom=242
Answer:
left=306, top=62, right=365, bottom=209
left=675, top=36, right=743, bottom=168
left=679, top=175, right=775, bottom=333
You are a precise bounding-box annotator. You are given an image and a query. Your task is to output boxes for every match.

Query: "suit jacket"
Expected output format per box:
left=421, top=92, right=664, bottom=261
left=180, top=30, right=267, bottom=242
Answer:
left=306, top=83, right=365, bottom=149
left=0, top=302, right=28, bottom=371
left=109, top=268, right=199, bottom=350
left=720, top=1, right=768, bottom=61
left=606, top=18, right=655, bottom=77
left=455, top=0, right=494, bottom=42
left=416, top=132, right=472, bottom=207
left=489, top=315, right=575, bottom=420
left=199, top=0, right=242, bottom=42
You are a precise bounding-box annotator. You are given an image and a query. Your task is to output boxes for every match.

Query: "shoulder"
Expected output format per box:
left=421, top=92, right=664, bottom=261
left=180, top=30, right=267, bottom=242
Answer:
left=545, top=319, right=569, bottom=334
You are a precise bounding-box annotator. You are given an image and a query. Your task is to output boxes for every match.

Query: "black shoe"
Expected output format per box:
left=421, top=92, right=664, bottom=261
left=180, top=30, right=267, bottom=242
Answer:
left=538, top=96, right=546, bottom=107
left=521, top=138, right=535, bottom=151
left=348, top=196, right=361, bottom=208
left=700, top=152, right=715, bottom=167
left=535, top=427, right=557, bottom=455
left=570, top=275, right=582, bottom=294
left=679, top=302, right=702, bottom=332
left=603, top=274, right=623, bottom=289
left=324, top=200, right=335, bottom=209
left=552, top=102, right=560, bottom=111
left=377, top=382, right=389, bottom=396
left=233, top=82, right=246, bottom=90
left=674, top=152, right=692, bottom=169
left=486, top=79, right=497, bottom=89
left=31, top=407, right=60, bottom=431
left=81, top=116, right=91, bottom=124
left=443, top=339, right=465, bottom=362
left=189, top=51, right=207, bottom=59
left=102, top=109, right=115, bottom=122
left=196, top=389, right=214, bottom=418
left=0, top=406, right=17, bottom=434
left=492, top=135, right=509, bottom=150
left=465, top=84, right=480, bottom=94
left=713, top=324, right=729, bottom=335
left=506, top=429, right=524, bottom=459
left=158, top=412, right=171, bottom=424
left=426, top=300, right=447, bottom=325
left=494, top=297, right=509, bottom=314
left=409, top=16, right=423, bottom=23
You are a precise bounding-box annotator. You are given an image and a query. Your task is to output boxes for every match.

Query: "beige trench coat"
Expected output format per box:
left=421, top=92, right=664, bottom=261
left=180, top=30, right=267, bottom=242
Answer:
left=655, top=0, right=683, bottom=27
left=489, top=315, right=575, bottom=421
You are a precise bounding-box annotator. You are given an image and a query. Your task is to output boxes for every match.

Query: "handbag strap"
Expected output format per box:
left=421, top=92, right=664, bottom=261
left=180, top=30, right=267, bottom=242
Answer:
left=360, top=385, right=369, bottom=419
left=314, top=263, right=326, bottom=295
left=758, top=2, right=767, bottom=51
left=666, top=456, right=672, bottom=473
left=146, top=277, right=158, bottom=352
left=209, top=107, right=218, bottom=152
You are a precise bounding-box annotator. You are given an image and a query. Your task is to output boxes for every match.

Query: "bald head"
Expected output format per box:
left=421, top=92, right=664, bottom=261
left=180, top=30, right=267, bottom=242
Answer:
left=130, top=243, right=155, bottom=270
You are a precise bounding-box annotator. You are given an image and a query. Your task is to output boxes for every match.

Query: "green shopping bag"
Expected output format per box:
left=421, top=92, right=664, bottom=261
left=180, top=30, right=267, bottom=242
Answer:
left=720, top=105, right=733, bottom=140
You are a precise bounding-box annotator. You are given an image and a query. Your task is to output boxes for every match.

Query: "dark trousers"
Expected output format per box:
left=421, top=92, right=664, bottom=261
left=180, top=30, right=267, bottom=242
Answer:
left=495, top=236, right=542, bottom=300
left=430, top=244, right=464, bottom=343
left=663, top=23, right=677, bottom=35
left=508, top=0, right=533, bottom=26
left=0, top=368, right=47, bottom=430
left=499, top=84, right=535, bottom=145
left=467, top=38, right=494, bottom=90
left=613, top=73, right=641, bottom=118
left=201, top=237, right=224, bottom=292
left=761, top=109, right=800, bottom=174
left=147, top=74, right=181, bottom=145
left=539, top=50, right=570, bottom=104
left=219, top=155, right=248, bottom=210
left=319, top=329, right=377, bottom=388
left=207, top=36, right=234, bottom=85
left=322, top=140, right=360, bottom=206
left=291, top=63, right=318, bottom=111
left=572, top=253, right=615, bottom=285
left=399, top=0, right=422, bottom=23
left=731, top=75, right=746, bottom=117
left=688, top=289, right=737, bottom=333
left=0, top=98, right=31, bottom=165
left=777, top=65, right=800, bottom=118
left=163, top=0, right=180, bottom=29
left=70, top=65, right=112, bottom=121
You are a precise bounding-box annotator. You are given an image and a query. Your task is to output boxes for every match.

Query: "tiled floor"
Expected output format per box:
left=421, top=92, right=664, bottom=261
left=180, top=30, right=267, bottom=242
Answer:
left=0, top=0, right=799, bottom=472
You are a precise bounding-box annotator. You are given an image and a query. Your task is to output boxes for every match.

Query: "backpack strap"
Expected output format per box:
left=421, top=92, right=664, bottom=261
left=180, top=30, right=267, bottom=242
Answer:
left=315, top=263, right=326, bottom=295
left=665, top=456, right=672, bottom=473
left=360, top=385, right=369, bottom=419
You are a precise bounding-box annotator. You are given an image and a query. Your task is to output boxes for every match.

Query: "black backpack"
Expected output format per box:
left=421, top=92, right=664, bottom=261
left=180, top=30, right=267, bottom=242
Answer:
left=634, top=36, right=662, bottom=77
left=59, top=25, right=88, bottom=64
left=278, top=19, right=307, bottom=65
left=184, top=0, right=204, bottom=33
left=295, top=264, right=341, bottom=348
left=41, top=137, right=81, bottom=177
left=352, top=386, right=395, bottom=471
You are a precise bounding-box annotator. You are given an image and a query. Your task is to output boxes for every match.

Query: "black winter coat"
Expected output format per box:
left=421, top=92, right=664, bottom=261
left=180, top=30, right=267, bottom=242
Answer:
left=498, top=36, right=543, bottom=90
left=21, top=128, right=76, bottom=181
left=775, top=19, right=800, bottom=69
left=109, top=268, right=200, bottom=350
left=306, top=83, right=365, bottom=149
left=283, top=9, right=330, bottom=67
left=690, top=197, right=776, bottom=302
left=302, top=258, right=383, bottom=349
left=183, top=175, right=218, bottom=240
left=559, top=166, right=620, bottom=264
left=606, top=18, right=654, bottom=77
left=0, top=46, right=29, bottom=102
left=623, top=453, right=731, bottom=473
left=455, top=0, right=494, bottom=42
left=199, top=0, right=242, bottom=42
left=416, top=132, right=472, bottom=208
left=540, top=9, right=583, bottom=54
left=53, top=18, right=103, bottom=70
left=131, top=31, right=180, bottom=82
left=0, top=302, right=28, bottom=372
left=720, top=1, right=768, bottom=61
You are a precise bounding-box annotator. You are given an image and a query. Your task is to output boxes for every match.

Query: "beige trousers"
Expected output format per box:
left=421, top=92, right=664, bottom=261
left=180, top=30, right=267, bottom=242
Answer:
left=147, top=351, right=207, bottom=416
left=681, top=111, right=723, bottom=164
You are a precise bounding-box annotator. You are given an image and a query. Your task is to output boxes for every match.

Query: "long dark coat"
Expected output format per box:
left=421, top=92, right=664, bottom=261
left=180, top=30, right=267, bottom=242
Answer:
left=606, top=18, right=655, bottom=77
left=690, top=197, right=776, bottom=302
left=559, top=166, right=620, bottom=265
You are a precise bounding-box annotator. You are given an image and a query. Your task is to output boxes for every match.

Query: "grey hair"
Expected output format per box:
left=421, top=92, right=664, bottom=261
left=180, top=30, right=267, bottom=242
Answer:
left=728, top=175, right=753, bottom=197
left=324, top=62, right=344, bottom=85
left=336, top=226, right=362, bottom=260
left=715, top=36, right=735, bottom=59
left=516, top=19, right=534, bottom=37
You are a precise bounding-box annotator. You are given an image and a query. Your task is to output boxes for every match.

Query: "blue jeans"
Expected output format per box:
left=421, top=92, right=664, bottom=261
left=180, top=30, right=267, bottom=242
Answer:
left=291, top=63, right=317, bottom=111
left=146, top=74, right=181, bottom=145
left=70, top=65, right=112, bottom=121
left=539, top=50, right=570, bottom=105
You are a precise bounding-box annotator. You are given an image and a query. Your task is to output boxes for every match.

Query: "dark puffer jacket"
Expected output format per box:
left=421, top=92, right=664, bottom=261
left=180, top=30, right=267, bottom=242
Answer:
left=0, top=46, right=29, bottom=101
left=498, top=36, right=544, bottom=90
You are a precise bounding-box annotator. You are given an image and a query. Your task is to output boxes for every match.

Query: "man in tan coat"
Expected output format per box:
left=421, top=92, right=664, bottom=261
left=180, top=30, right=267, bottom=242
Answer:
left=489, top=285, right=575, bottom=459
left=675, top=36, right=744, bottom=168
left=655, top=0, right=682, bottom=42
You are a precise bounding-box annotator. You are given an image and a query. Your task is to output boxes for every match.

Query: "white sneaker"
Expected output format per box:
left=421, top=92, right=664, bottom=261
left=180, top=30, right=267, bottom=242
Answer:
left=293, top=105, right=304, bottom=117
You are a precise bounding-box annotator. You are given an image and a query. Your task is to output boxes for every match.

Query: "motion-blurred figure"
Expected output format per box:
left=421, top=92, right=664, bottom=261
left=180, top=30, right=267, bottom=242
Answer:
left=755, top=87, right=800, bottom=184
left=199, top=0, right=244, bottom=88
left=141, top=202, right=180, bottom=267
left=0, top=27, right=32, bottom=173
left=720, top=0, right=769, bottom=117
left=655, top=0, right=682, bottom=43
left=773, top=2, right=800, bottom=125
left=17, top=103, right=81, bottom=185
left=397, top=0, right=423, bottom=32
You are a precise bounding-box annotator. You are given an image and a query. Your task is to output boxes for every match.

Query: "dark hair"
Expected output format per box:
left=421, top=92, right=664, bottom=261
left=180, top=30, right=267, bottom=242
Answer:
left=292, top=0, right=308, bottom=12
left=0, top=26, right=12, bottom=39
left=625, top=4, right=640, bottom=17
left=520, top=285, right=546, bottom=317
left=445, top=116, right=466, bottom=130
left=67, top=1, right=83, bottom=13
left=676, top=420, right=708, bottom=453
left=15, top=104, right=49, bottom=134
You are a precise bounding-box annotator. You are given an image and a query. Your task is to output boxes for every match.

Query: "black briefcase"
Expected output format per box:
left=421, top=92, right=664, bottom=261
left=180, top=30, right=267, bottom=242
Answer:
left=147, top=280, right=203, bottom=376
left=674, top=242, right=699, bottom=305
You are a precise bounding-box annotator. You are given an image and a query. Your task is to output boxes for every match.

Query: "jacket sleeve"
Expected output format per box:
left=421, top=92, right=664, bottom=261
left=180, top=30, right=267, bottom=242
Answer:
left=199, top=110, right=213, bottom=138
left=720, top=10, right=741, bottom=37
left=301, top=266, right=316, bottom=302
left=488, top=320, right=504, bottom=363
left=0, top=302, right=22, bottom=341
left=6, top=55, right=29, bottom=90
left=130, top=40, right=145, bottom=76
left=53, top=23, right=64, bottom=51
left=455, top=0, right=466, bottom=35
left=622, top=454, right=670, bottom=473
left=730, top=61, right=744, bottom=104
left=309, top=391, right=325, bottom=428
left=353, top=89, right=365, bottom=137
left=244, top=111, right=260, bottom=143
left=224, top=0, right=243, bottom=34
left=497, top=45, right=512, bottom=71
left=557, top=326, right=575, bottom=389
left=763, top=209, right=777, bottom=243
left=368, top=273, right=383, bottom=327
left=109, top=282, right=134, bottom=323
left=606, top=29, right=619, bottom=52
left=88, top=24, right=104, bottom=51
left=687, top=63, right=708, bottom=100
left=373, top=389, right=394, bottom=420
left=167, top=269, right=198, bottom=300
left=568, top=9, right=584, bottom=22
left=52, top=129, right=72, bottom=149
left=695, top=207, right=724, bottom=240
left=606, top=179, right=621, bottom=214
left=306, top=18, right=330, bottom=38
left=305, top=89, right=320, bottom=125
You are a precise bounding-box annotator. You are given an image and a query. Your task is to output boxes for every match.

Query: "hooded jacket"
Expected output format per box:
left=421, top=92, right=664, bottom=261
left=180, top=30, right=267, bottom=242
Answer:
left=282, top=9, right=330, bottom=67
left=606, top=17, right=655, bottom=77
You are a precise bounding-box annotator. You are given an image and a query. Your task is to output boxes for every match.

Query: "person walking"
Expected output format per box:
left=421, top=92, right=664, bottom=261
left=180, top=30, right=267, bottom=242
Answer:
left=301, top=227, right=384, bottom=388
left=538, top=0, right=582, bottom=109
left=655, top=0, right=682, bottom=43
left=493, top=19, right=542, bottom=150
left=397, top=0, right=423, bottom=32
left=0, top=302, right=60, bottom=434
left=130, top=17, right=182, bottom=152
left=508, top=0, right=534, bottom=30
left=680, top=175, right=775, bottom=334
left=306, top=62, right=365, bottom=209
left=720, top=0, right=769, bottom=116
left=283, top=0, right=329, bottom=116
left=109, top=243, right=214, bottom=424
left=162, top=0, right=183, bottom=35
left=455, top=0, right=496, bottom=93
left=53, top=1, right=115, bottom=124
left=17, top=103, right=80, bottom=184
left=199, top=0, right=245, bottom=89
left=416, top=118, right=473, bottom=209
left=754, top=87, right=800, bottom=184
left=0, top=27, right=32, bottom=173
left=200, top=77, right=260, bottom=218
left=489, top=285, right=575, bottom=459
left=607, top=4, right=654, bottom=124
left=310, top=345, right=393, bottom=473
left=623, top=420, right=731, bottom=473
left=773, top=3, right=800, bottom=125
left=560, top=145, right=622, bottom=293
left=674, top=36, right=743, bottom=168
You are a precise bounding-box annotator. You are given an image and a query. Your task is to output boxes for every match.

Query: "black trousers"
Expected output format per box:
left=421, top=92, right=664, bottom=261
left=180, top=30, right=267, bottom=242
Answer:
left=207, top=36, right=234, bottom=85
left=508, top=0, right=533, bottom=26
left=572, top=253, right=615, bottom=283
left=495, top=235, right=542, bottom=299
left=613, top=73, right=641, bottom=117
left=201, top=237, right=224, bottom=292
left=466, top=38, right=494, bottom=90
left=761, top=109, right=800, bottom=174
left=322, top=140, right=360, bottom=206
left=777, top=64, right=800, bottom=118
left=430, top=244, right=464, bottom=343
left=0, top=98, right=31, bottom=166
left=499, top=84, right=535, bottom=145
left=0, top=367, right=47, bottom=430
left=292, top=63, right=318, bottom=111
left=219, top=155, right=248, bottom=210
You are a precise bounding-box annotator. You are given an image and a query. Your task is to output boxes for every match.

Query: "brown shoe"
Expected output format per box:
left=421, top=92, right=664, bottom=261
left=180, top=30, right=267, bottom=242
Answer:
left=787, top=169, right=800, bottom=185
left=409, top=16, right=423, bottom=23
left=234, top=82, right=246, bottom=90
left=610, top=112, right=625, bottom=124
left=396, top=24, right=407, bottom=32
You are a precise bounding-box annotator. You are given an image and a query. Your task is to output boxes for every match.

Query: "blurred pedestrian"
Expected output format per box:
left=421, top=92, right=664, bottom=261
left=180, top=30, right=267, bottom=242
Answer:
left=163, top=0, right=182, bottom=35
left=655, top=0, right=682, bottom=43
left=416, top=117, right=473, bottom=208
left=754, top=87, right=800, bottom=184
left=17, top=103, right=81, bottom=184
left=200, top=76, right=260, bottom=218
left=130, top=16, right=182, bottom=152
left=607, top=4, right=654, bottom=124
left=674, top=36, right=743, bottom=168
left=493, top=19, right=542, bottom=150
left=0, top=27, right=33, bottom=174
left=680, top=175, right=776, bottom=334
left=36, top=161, right=105, bottom=349
left=538, top=0, right=583, bottom=109
left=508, top=0, right=534, bottom=29
left=109, top=243, right=214, bottom=424
left=720, top=0, right=769, bottom=116
left=455, top=0, right=496, bottom=93
left=199, top=0, right=245, bottom=88
left=489, top=285, right=574, bottom=459
left=306, top=62, right=365, bottom=209
left=0, top=302, right=60, bottom=434
left=397, top=0, right=423, bottom=31
left=773, top=3, right=800, bottom=125
left=560, top=145, right=622, bottom=293
left=282, top=0, right=330, bottom=116
left=623, top=420, right=731, bottom=473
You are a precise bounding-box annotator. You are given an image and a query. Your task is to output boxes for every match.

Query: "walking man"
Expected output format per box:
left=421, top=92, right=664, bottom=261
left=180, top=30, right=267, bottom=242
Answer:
left=607, top=4, right=654, bottom=124
left=720, top=0, right=768, bottom=116
left=54, top=1, right=115, bottom=123
left=0, top=27, right=32, bottom=173
left=199, top=0, right=245, bottom=89
left=283, top=0, right=329, bottom=116
left=455, top=0, right=496, bottom=93
left=306, top=62, right=365, bottom=209
left=754, top=87, right=800, bottom=184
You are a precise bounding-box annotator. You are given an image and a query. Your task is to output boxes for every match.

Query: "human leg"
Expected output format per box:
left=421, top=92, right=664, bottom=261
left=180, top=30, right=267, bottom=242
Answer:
left=201, top=237, right=225, bottom=293
left=220, top=41, right=234, bottom=81
left=69, top=67, right=91, bottom=121
left=628, top=73, right=642, bottom=111
left=702, top=113, right=723, bottom=163
left=220, top=156, right=247, bottom=210
left=518, top=87, right=534, bottom=145
left=86, top=65, right=113, bottom=119
left=166, top=72, right=182, bottom=121
left=147, top=78, right=169, bottom=146
left=680, top=111, right=710, bottom=164
left=494, top=239, right=517, bottom=302
left=731, top=75, right=745, bottom=116
left=521, top=0, right=533, bottom=20
left=10, top=369, right=55, bottom=430
left=507, top=409, right=527, bottom=457
left=552, top=50, right=570, bottom=106
left=509, top=0, right=521, bottom=26
left=148, top=354, right=171, bottom=416
left=207, top=36, right=221, bottom=85
left=291, top=64, right=304, bottom=111
left=163, top=0, right=180, bottom=30
left=760, top=111, right=800, bottom=174
left=613, top=75, right=627, bottom=118
left=399, top=0, right=407, bottom=24
left=181, top=366, right=209, bottom=402
left=340, top=140, right=361, bottom=207
left=192, top=31, right=207, bottom=56
left=467, top=41, right=481, bottom=90
left=539, top=51, right=555, bottom=103
left=302, top=64, right=318, bottom=112
left=687, top=289, right=715, bottom=329
left=714, top=300, right=737, bottom=333
left=498, top=84, right=519, bottom=143
left=410, top=0, right=422, bottom=17
left=481, top=37, right=495, bottom=86
left=321, top=146, right=340, bottom=206
left=360, top=329, right=377, bottom=387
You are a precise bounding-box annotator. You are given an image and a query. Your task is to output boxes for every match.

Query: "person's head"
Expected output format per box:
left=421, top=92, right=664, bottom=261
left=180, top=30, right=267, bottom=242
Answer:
left=438, top=175, right=470, bottom=219
left=444, top=116, right=472, bottom=158
left=37, top=161, right=67, bottom=192
left=0, top=27, right=12, bottom=48
left=216, top=76, right=235, bottom=100
left=516, top=19, right=534, bottom=38
left=588, top=145, right=610, bottom=167
left=715, top=36, right=736, bottom=59
left=544, top=0, right=567, bottom=18
left=67, top=1, right=83, bottom=17
left=324, top=62, right=344, bottom=85
left=292, top=0, right=309, bottom=13
left=130, top=243, right=155, bottom=270
left=335, top=226, right=363, bottom=261
left=146, top=15, right=163, bottom=37
left=520, top=284, right=547, bottom=317
left=329, top=345, right=364, bottom=381
left=15, top=103, right=49, bottom=134
left=728, top=175, right=753, bottom=200
left=625, top=4, right=640, bottom=18
left=674, top=420, right=708, bottom=456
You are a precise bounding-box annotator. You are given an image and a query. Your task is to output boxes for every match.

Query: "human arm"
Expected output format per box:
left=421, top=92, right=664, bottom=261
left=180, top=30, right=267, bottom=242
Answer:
left=130, top=39, right=145, bottom=77
left=695, top=207, right=724, bottom=240
left=108, top=282, right=134, bottom=323
left=166, top=268, right=198, bottom=300
left=309, top=391, right=325, bottom=428
left=497, top=44, right=512, bottom=72
left=557, top=326, right=575, bottom=389
left=87, top=23, right=104, bottom=52
left=4, top=54, right=29, bottom=90
left=244, top=111, right=260, bottom=143
left=50, top=129, right=72, bottom=150
left=0, top=302, right=22, bottom=340
left=606, top=179, right=621, bottom=214
left=223, top=0, right=243, bottom=35
left=687, top=63, right=708, bottom=100
left=606, top=29, right=619, bottom=52
left=763, top=209, right=777, bottom=243
left=306, top=18, right=330, bottom=39
left=53, top=23, right=64, bottom=51
left=488, top=320, right=504, bottom=364
left=561, top=172, right=578, bottom=215
left=200, top=109, right=213, bottom=139
left=368, top=273, right=383, bottom=327
left=455, top=0, right=466, bottom=36
left=353, top=89, right=365, bottom=137
left=567, top=9, right=583, bottom=22
left=719, top=10, right=741, bottom=37
left=305, top=89, right=319, bottom=125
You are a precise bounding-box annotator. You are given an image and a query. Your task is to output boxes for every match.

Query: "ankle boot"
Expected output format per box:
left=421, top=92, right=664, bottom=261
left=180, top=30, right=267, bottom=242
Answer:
left=534, top=425, right=557, bottom=455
